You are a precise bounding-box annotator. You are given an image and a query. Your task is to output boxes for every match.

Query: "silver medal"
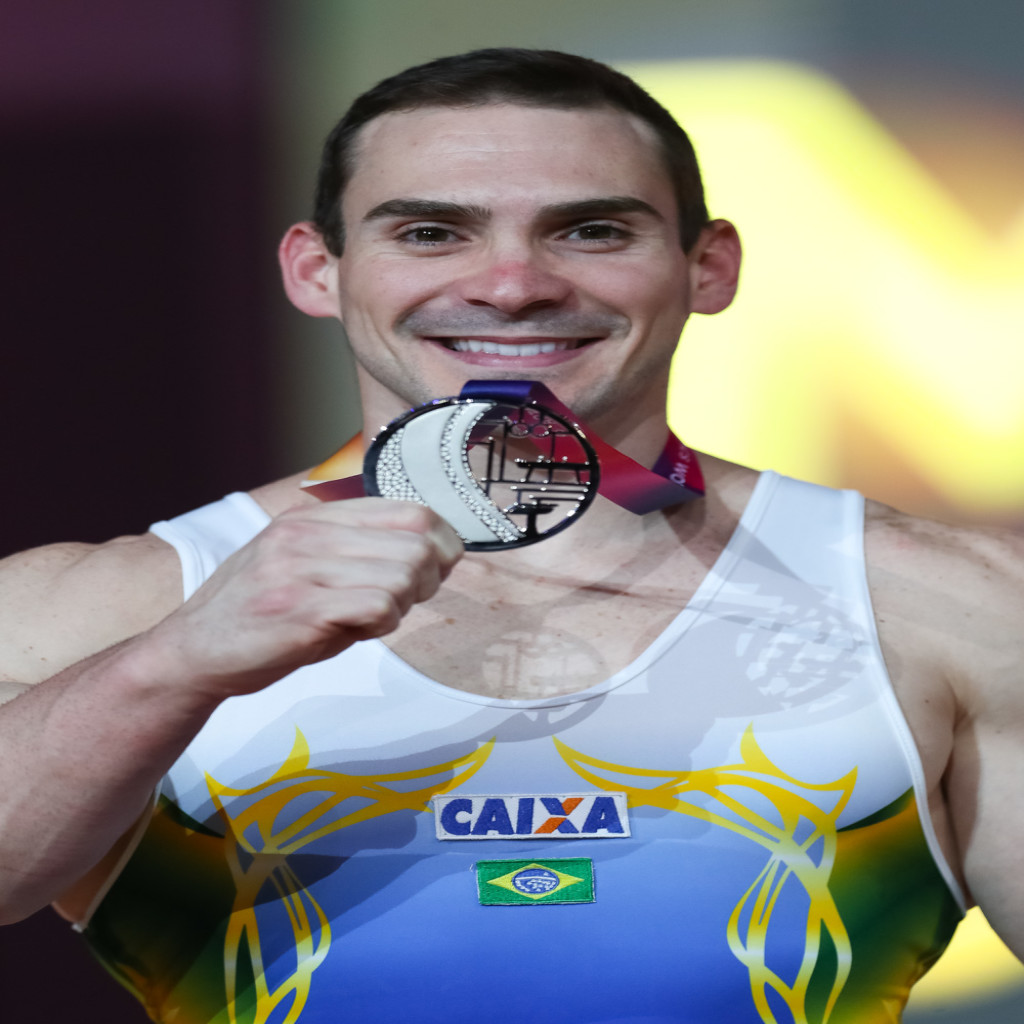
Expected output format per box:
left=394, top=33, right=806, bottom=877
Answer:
left=363, top=396, right=600, bottom=551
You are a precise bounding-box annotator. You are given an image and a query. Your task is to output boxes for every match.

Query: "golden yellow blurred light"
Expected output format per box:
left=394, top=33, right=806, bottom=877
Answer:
left=621, top=60, right=1024, bottom=521
left=619, top=58, right=1024, bottom=1008
left=907, top=907, right=1024, bottom=1008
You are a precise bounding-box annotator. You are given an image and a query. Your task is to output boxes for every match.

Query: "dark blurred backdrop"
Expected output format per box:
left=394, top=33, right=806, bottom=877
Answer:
left=1, top=3, right=274, bottom=1020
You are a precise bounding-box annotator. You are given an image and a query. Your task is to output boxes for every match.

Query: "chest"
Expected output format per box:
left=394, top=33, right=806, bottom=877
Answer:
left=384, top=556, right=706, bottom=699
left=101, top=639, right=961, bottom=1024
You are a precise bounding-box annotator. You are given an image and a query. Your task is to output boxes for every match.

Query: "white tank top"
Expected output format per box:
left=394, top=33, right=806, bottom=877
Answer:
left=83, top=473, right=963, bottom=1024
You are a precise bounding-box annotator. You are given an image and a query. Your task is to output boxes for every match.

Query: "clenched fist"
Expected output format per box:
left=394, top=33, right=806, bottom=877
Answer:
left=145, top=498, right=463, bottom=701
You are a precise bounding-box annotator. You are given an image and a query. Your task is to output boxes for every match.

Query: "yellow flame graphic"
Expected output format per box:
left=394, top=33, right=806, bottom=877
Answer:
left=554, top=726, right=856, bottom=1024
left=205, top=730, right=493, bottom=1023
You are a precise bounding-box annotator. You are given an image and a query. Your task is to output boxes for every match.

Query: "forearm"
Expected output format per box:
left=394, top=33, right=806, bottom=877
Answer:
left=0, top=636, right=221, bottom=924
left=0, top=498, right=463, bottom=923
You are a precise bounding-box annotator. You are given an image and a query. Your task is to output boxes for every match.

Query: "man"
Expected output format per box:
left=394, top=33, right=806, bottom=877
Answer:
left=0, top=48, right=1021, bottom=1023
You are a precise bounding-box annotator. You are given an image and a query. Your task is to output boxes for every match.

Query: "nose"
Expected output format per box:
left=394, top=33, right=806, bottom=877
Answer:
left=452, top=248, right=573, bottom=314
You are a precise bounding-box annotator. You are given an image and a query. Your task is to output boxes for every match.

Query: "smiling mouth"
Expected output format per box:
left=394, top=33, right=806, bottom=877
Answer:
left=435, top=338, right=593, bottom=356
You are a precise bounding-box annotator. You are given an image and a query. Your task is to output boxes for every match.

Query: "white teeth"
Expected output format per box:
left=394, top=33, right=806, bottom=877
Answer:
left=448, top=339, right=578, bottom=356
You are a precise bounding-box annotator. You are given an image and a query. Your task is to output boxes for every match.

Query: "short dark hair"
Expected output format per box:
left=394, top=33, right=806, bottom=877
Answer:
left=312, top=48, right=709, bottom=254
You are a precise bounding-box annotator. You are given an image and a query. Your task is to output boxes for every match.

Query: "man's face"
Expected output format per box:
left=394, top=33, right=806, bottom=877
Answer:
left=332, top=103, right=703, bottom=436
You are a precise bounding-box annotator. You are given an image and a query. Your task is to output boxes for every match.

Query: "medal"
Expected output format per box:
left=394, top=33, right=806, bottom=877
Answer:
left=363, top=391, right=600, bottom=551
left=303, top=381, right=704, bottom=551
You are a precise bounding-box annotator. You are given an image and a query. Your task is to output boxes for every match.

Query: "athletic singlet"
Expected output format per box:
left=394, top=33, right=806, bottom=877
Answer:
left=81, top=473, right=963, bottom=1024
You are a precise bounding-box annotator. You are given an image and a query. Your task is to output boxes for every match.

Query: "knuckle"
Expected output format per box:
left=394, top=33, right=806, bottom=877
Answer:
left=246, top=583, right=303, bottom=619
left=403, top=534, right=435, bottom=569
left=358, top=591, right=402, bottom=634
left=388, top=501, right=437, bottom=533
left=374, top=562, right=421, bottom=605
left=259, top=517, right=310, bottom=554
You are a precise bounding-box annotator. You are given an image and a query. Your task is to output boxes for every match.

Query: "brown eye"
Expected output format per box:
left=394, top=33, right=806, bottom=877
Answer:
left=566, top=222, right=627, bottom=242
left=401, top=225, right=456, bottom=244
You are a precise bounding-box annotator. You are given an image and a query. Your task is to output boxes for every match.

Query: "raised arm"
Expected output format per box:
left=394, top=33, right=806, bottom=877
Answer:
left=0, top=497, right=462, bottom=924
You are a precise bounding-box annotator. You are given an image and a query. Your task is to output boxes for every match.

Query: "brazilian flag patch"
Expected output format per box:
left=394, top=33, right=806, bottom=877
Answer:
left=476, top=858, right=595, bottom=905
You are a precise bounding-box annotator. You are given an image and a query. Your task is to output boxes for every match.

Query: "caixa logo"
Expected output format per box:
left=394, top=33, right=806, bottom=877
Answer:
left=433, top=793, right=629, bottom=840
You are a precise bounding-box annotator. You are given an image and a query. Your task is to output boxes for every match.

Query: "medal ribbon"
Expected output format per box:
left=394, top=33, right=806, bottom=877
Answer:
left=459, top=379, right=702, bottom=513
left=302, top=380, right=703, bottom=513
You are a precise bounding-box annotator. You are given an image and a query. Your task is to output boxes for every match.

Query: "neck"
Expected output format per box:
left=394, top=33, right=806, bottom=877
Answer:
left=452, top=452, right=751, bottom=591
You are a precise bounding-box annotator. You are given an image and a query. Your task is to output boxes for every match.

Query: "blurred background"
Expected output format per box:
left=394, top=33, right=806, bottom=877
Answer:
left=2, top=1, right=1022, bottom=1020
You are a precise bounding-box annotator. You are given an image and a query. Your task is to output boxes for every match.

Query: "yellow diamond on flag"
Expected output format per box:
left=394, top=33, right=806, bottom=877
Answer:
left=487, top=863, right=584, bottom=900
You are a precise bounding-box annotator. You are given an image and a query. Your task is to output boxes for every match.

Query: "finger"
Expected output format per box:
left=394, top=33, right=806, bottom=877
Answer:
left=303, top=554, right=443, bottom=611
left=425, top=518, right=465, bottom=575
left=280, top=499, right=464, bottom=576
left=288, top=496, right=440, bottom=533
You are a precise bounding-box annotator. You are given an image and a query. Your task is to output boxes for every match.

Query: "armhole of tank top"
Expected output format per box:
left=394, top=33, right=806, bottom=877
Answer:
left=70, top=790, right=159, bottom=932
left=67, top=518, right=201, bottom=928
left=846, top=489, right=967, bottom=913
left=69, top=494, right=270, bottom=929
left=148, top=520, right=201, bottom=601
left=148, top=492, right=270, bottom=599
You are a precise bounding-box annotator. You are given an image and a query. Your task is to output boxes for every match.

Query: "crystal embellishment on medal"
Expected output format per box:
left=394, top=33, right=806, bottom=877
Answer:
left=363, top=394, right=600, bottom=551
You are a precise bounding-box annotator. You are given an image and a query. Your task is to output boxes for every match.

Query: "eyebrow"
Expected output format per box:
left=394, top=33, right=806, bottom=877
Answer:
left=540, top=196, right=664, bottom=222
left=362, top=195, right=664, bottom=224
left=363, top=199, right=490, bottom=222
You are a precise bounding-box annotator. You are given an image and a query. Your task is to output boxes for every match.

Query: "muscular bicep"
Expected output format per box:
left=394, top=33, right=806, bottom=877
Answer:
left=866, top=505, right=1024, bottom=958
left=0, top=533, right=183, bottom=686
left=947, top=692, right=1024, bottom=958
left=940, top=534, right=1024, bottom=958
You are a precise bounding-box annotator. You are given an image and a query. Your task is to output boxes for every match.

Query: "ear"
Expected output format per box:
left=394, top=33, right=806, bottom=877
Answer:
left=278, top=221, right=341, bottom=319
left=688, top=219, right=742, bottom=315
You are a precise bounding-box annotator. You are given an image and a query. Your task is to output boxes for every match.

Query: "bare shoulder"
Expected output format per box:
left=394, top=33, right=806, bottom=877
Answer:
left=865, top=506, right=1024, bottom=952
left=0, top=531, right=183, bottom=690
left=864, top=501, right=1024, bottom=708
left=865, top=499, right=1024, bottom=575
left=0, top=473, right=309, bottom=695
